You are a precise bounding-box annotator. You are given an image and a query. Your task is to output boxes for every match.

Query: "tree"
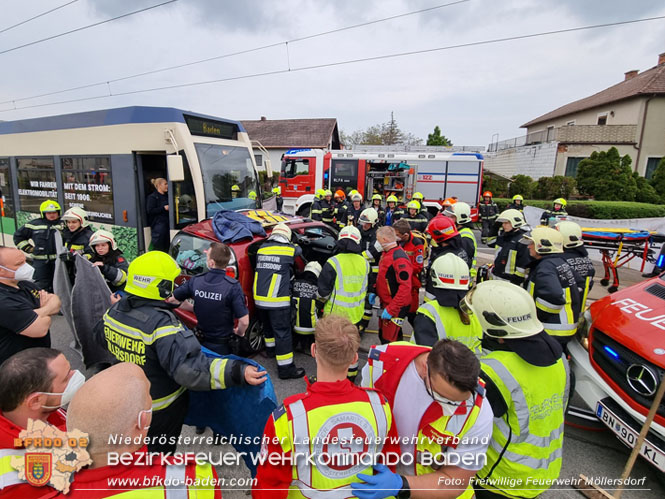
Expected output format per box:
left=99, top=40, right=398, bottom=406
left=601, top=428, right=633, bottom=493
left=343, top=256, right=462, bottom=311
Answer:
left=634, top=172, right=661, bottom=204
left=533, top=176, right=576, bottom=200
left=650, top=157, right=665, bottom=199
left=508, top=174, right=533, bottom=198
left=576, top=147, right=636, bottom=201
left=427, top=126, right=453, bottom=146
left=340, top=113, right=423, bottom=146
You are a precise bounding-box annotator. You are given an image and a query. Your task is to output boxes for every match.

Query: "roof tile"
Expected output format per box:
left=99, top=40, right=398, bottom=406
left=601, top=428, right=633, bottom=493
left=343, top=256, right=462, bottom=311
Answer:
left=241, top=118, right=338, bottom=148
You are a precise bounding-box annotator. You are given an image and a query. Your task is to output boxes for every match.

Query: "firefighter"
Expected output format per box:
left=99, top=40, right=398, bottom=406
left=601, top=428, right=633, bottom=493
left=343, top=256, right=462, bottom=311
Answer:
left=478, top=190, right=499, bottom=246
left=273, top=186, right=284, bottom=212
left=358, top=339, right=493, bottom=499
left=231, top=184, right=241, bottom=199
left=342, top=192, right=365, bottom=227
left=540, top=197, right=568, bottom=226
left=393, top=219, right=425, bottom=331
left=102, top=251, right=266, bottom=453
left=508, top=194, right=525, bottom=212
left=253, top=223, right=306, bottom=379
left=357, top=209, right=381, bottom=333
left=556, top=221, right=595, bottom=311
left=425, top=216, right=470, bottom=302
left=414, top=253, right=482, bottom=353
left=445, top=201, right=478, bottom=279
left=412, top=191, right=431, bottom=220
left=371, top=193, right=386, bottom=225
left=320, top=189, right=336, bottom=228
left=384, top=194, right=403, bottom=226
left=491, top=209, right=532, bottom=285
left=14, top=199, right=63, bottom=292
left=461, top=280, right=568, bottom=498
left=254, top=315, right=399, bottom=499
left=85, top=230, right=129, bottom=293
left=292, top=261, right=322, bottom=354
left=523, top=227, right=581, bottom=347
left=374, top=226, right=412, bottom=343
left=61, top=207, right=94, bottom=255
left=333, top=189, right=347, bottom=229
left=402, top=200, right=428, bottom=233
left=310, top=188, right=325, bottom=221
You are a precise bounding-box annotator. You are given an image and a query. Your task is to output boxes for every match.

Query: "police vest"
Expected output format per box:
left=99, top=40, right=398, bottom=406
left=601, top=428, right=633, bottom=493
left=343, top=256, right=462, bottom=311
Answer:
left=324, top=253, right=370, bottom=324
left=364, top=343, right=484, bottom=498
left=292, top=279, right=318, bottom=335
left=415, top=302, right=482, bottom=354
left=273, top=389, right=392, bottom=498
left=458, top=227, right=478, bottom=277
left=253, top=241, right=296, bottom=309
left=479, top=351, right=568, bottom=498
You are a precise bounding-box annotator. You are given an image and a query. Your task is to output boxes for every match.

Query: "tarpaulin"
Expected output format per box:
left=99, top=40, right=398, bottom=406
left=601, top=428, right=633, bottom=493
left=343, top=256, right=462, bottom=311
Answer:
left=212, top=210, right=266, bottom=243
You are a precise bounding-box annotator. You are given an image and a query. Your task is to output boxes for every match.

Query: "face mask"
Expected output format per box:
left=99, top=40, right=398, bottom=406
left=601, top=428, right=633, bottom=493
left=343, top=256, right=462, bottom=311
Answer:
left=138, top=408, right=152, bottom=431
left=40, top=370, right=85, bottom=409
left=425, top=370, right=464, bottom=417
left=0, top=262, right=35, bottom=282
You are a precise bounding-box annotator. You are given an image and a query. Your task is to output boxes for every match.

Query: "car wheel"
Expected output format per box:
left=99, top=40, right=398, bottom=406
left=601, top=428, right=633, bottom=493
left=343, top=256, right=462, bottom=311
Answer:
left=246, top=317, right=264, bottom=353
left=297, top=205, right=310, bottom=218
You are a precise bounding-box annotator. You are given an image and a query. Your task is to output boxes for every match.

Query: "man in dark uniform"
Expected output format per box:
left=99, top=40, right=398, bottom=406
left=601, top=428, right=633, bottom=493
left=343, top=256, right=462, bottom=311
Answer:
left=341, top=193, right=365, bottom=227
left=273, top=187, right=284, bottom=212
left=478, top=191, right=499, bottom=246
left=320, top=190, right=336, bottom=229
left=168, top=242, right=249, bottom=356
left=103, top=251, right=266, bottom=453
left=401, top=200, right=428, bottom=233
left=14, top=199, right=63, bottom=292
left=0, top=247, right=61, bottom=365
left=253, top=223, right=306, bottom=379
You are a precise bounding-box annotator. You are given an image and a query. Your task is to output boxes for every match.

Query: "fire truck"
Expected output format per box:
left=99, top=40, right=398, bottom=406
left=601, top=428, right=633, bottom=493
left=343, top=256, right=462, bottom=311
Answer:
left=278, top=149, right=484, bottom=219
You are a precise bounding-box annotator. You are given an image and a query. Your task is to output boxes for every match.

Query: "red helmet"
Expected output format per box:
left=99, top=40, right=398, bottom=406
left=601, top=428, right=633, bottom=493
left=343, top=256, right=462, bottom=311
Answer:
left=427, top=215, right=459, bottom=244
left=482, top=191, right=493, bottom=198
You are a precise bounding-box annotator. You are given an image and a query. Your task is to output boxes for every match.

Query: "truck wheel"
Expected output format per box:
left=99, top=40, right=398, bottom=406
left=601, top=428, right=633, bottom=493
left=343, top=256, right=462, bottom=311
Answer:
left=297, top=205, right=310, bottom=218
left=246, top=317, right=264, bottom=354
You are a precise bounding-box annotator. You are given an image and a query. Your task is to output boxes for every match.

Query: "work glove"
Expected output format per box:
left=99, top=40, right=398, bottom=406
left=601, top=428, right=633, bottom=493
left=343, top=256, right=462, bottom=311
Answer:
left=373, top=240, right=384, bottom=253
left=368, top=293, right=377, bottom=306
left=351, top=464, right=403, bottom=499
left=381, top=309, right=392, bottom=320
left=59, top=252, right=73, bottom=262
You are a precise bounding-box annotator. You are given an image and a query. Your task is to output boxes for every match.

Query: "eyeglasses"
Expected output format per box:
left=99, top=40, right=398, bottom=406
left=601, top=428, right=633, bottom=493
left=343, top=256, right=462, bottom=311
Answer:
left=425, top=367, right=464, bottom=409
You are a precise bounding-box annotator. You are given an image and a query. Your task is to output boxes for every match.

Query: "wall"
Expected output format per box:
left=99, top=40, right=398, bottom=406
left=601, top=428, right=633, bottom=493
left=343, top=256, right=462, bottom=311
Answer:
left=483, top=141, right=557, bottom=179
left=553, top=143, right=636, bottom=176
left=637, top=97, right=665, bottom=176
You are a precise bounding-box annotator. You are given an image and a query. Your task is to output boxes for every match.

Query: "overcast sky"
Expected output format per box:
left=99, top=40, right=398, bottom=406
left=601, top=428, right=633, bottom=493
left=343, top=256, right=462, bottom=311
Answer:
left=1, top=0, right=664, bottom=147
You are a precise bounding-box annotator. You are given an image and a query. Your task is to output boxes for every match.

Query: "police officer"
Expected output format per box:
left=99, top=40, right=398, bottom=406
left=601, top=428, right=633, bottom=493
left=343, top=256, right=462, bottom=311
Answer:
left=540, top=197, right=568, bottom=226
left=370, top=194, right=386, bottom=225
left=14, top=199, right=63, bottom=292
left=445, top=201, right=478, bottom=279
left=384, top=195, right=403, bottom=226
left=253, top=223, right=306, bottom=379
left=103, top=251, right=266, bottom=453
left=310, top=189, right=325, bottom=221
left=320, top=189, right=336, bottom=228
left=556, top=221, right=595, bottom=311
left=523, top=227, right=581, bottom=347
left=478, top=190, right=499, bottom=246
left=491, top=209, right=532, bottom=285
left=414, top=253, right=482, bottom=353
left=402, top=201, right=428, bottom=232
left=168, top=242, right=249, bottom=356
left=461, top=280, right=569, bottom=498
left=508, top=194, right=525, bottom=212
left=292, top=261, right=322, bottom=353
left=272, top=186, right=284, bottom=212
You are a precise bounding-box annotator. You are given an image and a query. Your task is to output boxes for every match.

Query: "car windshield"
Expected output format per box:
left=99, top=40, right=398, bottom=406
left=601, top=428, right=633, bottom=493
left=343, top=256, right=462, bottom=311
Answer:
left=170, top=232, right=236, bottom=276
left=194, top=143, right=260, bottom=217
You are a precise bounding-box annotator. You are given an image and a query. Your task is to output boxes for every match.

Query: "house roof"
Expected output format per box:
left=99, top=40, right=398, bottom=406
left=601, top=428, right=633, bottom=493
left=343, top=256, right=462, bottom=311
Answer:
left=241, top=118, right=339, bottom=148
left=522, top=62, right=665, bottom=128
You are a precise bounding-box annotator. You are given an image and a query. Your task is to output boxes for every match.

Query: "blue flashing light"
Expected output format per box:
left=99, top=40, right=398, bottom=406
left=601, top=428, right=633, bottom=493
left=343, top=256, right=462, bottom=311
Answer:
left=604, top=346, right=620, bottom=360
left=285, top=148, right=312, bottom=155
left=657, top=254, right=665, bottom=268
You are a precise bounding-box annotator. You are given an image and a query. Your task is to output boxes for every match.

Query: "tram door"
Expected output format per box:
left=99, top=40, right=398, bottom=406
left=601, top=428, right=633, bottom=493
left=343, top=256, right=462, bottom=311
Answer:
left=135, top=153, right=169, bottom=253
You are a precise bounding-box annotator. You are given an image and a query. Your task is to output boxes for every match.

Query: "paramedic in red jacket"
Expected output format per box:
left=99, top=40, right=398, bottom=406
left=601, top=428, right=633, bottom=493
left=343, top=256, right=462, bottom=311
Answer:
left=374, top=226, right=413, bottom=343
left=393, top=219, right=425, bottom=332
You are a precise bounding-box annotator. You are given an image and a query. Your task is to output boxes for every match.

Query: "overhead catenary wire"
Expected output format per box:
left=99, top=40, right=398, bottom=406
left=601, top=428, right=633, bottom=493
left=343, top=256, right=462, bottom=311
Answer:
left=1, top=14, right=665, bottom=113
left=0, top=0, right=79, bottom=36
left=0, top=0, right=179, bottom=57
left=0, top=0, right=469, bottom=106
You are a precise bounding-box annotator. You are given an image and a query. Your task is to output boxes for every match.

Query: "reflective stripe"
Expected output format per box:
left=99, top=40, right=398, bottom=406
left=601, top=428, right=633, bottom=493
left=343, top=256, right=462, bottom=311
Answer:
left=0, top=449, right=25, bottom=490
left=265, top=337, right=276, bottom=348
left=276, top=352, right=293, bottom=366
left=258, top=246, right=295, bottom=256
left=291, top=480, right=352, bottom=499
left=290, top=400, right=310, bottom=485
left=419, top=302, right=447, bottom=339
left=254, top=299, right=290, bottom=308
left=24, top=224, right=49, bottom=230
left=164, top=464, right=187, bottom=499
left=367, top=390, right=386, bottom=453
left=489, top=438, right=563, bottom=469
left=152, top=386, right=187, bottom=411
left=535, top=297, right=563, bottom=313
left=104, top=313, right=183, bottom=345
left=210, top=358, right=227, bottom=389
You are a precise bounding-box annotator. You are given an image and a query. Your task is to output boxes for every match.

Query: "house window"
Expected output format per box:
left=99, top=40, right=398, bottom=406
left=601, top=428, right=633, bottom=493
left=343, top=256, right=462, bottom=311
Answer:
left=597, top=114, right=608, bottom=125
left=565, top=157, right=586, bottom=177
left=646, top=157, right=663, bottom=180
left=254, top=154, right=263, bottom=167
left=566, top=120, right=575, bottom=126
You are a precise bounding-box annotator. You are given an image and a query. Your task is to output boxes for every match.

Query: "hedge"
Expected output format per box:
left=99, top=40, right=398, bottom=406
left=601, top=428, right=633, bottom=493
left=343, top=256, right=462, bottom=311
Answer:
left=493, top=199, right=665, bottom=219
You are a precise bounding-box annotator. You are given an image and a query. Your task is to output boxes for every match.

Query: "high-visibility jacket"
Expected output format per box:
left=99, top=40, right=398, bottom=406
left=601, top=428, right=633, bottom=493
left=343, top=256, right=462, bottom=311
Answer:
left=362, top=342, right=486, bottom=498
left=319, top=253, right=369, bottom=324
left=14, top=217, right=63, bottom=259
left=479, top=350, right=569, bottom=498
left=413, top=301, right=482, bottom=353
left=63, top=447, right=221, bottom=498
left=292, top=274, right=319, bottom=335
left=103, top=299, right=246, bottom=413
left=253, top=241, right=296, bottom=309
left=254, top=379, right=399, bottom=499
left=562, top=246, right=595, bottom=312
left=524, top=254, right=581, bottom=338
left=458, top=226, right=478, bottom=278
left=491, top=228, right=532, bottom=285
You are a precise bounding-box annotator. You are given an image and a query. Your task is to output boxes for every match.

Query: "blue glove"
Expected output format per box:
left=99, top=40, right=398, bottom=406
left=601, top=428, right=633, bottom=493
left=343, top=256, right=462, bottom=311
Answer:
left=351, top=464, right=403, bottom=499
left=381, top=309, right=392, bottom=320
left=368, top=293, right=377, bottom=306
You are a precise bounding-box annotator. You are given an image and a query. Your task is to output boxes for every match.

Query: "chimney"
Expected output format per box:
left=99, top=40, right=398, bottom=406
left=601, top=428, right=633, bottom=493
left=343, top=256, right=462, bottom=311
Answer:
left=659, top=52, right=665, bottom=66
left=260, top=116, right=267, bottom=121
left=624, top=70, right=638, bottom=81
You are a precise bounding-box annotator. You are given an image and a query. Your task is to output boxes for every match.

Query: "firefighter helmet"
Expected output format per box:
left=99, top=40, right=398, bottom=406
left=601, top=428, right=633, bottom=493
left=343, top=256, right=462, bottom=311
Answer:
left=339, top=226, right=362, bottom=243
left=358, top=208, right=378, bottom=227
left=304, top=261, right=323, bottom=278
left=272, top=186, right=281, bottom=195
left=387, top=195, right=398, bottom=204
left=62, top=207, right=89, bottom=227
left=372, top=194, right=383, bottom=201
left=351, top=192, right=363, bottom=203
left=461, top=280, right=544, bottom=339
left=430, top=253, right=471, bottom=290
left=426, top=215, right=459, bottom=244
left=248, top=191, right=257, bottom=200
left=335, top=190, right=345, bottom=200
left=324, top=189, right=333, bottom=198
left=553, top=197, right=567, bottom=208
left=482, top=191, right=493, bottom=198
left=512, top=194, right=524, bottom=202
left=231, top=185, right=240, bottom=192
left=270, top=223, right=292, bottom=241
left=445, top=202, right=471, bottom=224
left=556, top=221, right=583, bottom=249
left=89, top=229, right=118, bottom=251
left=407, top=200, right=421, bottom=211
left=412, top=192, right=424, bottom=201
left=40, top=200, right=61, bottom=216
left=125, top=251, right=181, bottom=300
left=523, top=227, right=564, bottom=254
left=497, top=209, right=526, bottom=229
left=315, top=188, right=326, bottom=199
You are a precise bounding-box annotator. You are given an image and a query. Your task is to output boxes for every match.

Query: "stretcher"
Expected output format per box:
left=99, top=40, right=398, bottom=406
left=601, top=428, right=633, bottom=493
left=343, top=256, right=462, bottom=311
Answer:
left=582, top=228, right=665, bottom=292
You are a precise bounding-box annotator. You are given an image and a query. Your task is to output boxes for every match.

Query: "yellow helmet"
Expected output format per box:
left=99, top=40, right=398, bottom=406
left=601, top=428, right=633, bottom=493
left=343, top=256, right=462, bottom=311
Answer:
left=62, top=207, right=89, bottom=227
left=248, top=191, right=257, bottom=200
left=412, top=192, right=424, bottom=201
left=40, top=199, right=61, bottom=217
left=372, top=194, right=382, bottom=201
left=315, top=188, right=326, bottom=199
left=407, top=200, right=421, bottom=211
left=231, top=185, right=240, bottom=192
left=387, top=195, right=398, bottom=203
left=512, top=194, right=524, bottom=202
left=553, top=198, right=567, bottom=208
left=324, top=189, right=333, bottom=198
left=523, top=227, right=564, bottom=254
left=556, top=221, right=583, bottom=249
left=124, top=251, right=181, bottom=300
left=89, top=229, right=118, bottom=251
left=272, top=186, right=281, bottom=195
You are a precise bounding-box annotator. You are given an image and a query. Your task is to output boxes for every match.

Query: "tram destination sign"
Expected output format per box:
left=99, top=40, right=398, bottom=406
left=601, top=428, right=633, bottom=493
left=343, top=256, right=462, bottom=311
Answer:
left=184, top=115, right=237, bottom=140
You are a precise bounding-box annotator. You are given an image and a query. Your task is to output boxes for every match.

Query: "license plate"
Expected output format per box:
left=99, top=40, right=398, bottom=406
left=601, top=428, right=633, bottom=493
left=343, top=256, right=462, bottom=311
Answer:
left=596, top=401, right=665, bottom=472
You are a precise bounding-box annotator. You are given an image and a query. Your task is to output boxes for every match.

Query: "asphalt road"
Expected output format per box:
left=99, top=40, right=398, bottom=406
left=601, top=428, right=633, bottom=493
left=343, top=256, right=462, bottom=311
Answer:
left=49, top=237, right=664, bottom=498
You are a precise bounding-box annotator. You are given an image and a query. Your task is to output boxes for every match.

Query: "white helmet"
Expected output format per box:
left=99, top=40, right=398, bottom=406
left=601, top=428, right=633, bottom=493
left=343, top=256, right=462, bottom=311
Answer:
left=61, top=207, right=89, bottom=227
left=523, top=227, right=563, bottom=254
left=497, top=209, right=526, bottom=229
left=270, top=223, right=292, bottom=241
left=429, top=253, right=471, bottom=290
left=445, top=202, right=471, bottom=224
left=358, top=208, right=378, bottom=227
left=351, top=193, right=363, bottom=203
left=461, top=280, right=544, bottom=338
left=89, top=229, right=118, bottom=251
left=556, top=221, right=583, bottom=249
left=304, top=261, right=323, bottom=278
left=338, top=226, right=362, bottom=243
